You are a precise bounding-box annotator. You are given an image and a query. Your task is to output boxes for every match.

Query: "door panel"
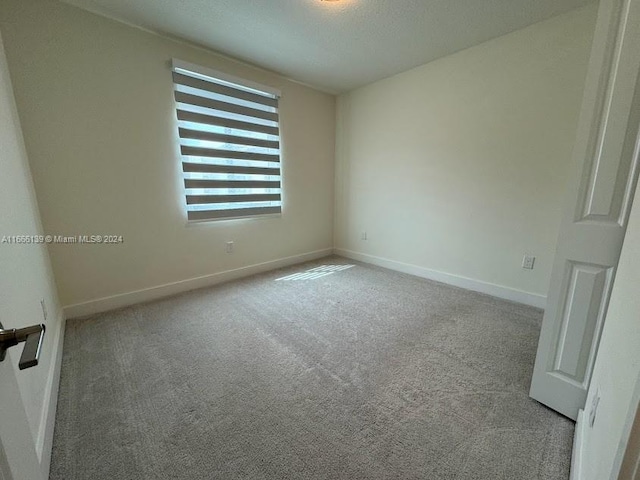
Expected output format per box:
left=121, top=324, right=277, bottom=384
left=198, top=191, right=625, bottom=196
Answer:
left=530, top=0, right=640, bottom=420
left=553, top=262, right=611, bottom=383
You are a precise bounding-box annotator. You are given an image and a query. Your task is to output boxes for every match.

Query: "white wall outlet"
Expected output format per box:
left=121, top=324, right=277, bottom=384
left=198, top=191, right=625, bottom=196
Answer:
left=522, top=254, right=536, bottom=270
left=225, top=241, right=234, bottom=253
left=589, top=389, right=601, bottom=428
left=40, top=299, right=48, bottom=321
left=361, top=231, right=368, bottom=241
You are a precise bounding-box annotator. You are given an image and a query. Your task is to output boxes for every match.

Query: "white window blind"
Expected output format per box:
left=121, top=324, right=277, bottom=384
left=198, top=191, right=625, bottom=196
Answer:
left=171, top=60, right=282, bottom=221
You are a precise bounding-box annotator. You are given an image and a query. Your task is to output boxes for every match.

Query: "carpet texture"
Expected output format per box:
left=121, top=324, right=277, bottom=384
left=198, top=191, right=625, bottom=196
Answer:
left=50, top=256, right=574, bottom=479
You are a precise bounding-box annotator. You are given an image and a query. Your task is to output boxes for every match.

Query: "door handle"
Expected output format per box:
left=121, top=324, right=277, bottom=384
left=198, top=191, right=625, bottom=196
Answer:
left=0, top=321, right=46, bottom=370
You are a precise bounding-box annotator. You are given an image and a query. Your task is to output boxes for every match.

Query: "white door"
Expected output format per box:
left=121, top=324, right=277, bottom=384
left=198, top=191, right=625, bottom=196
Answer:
left=0, top=31, right=46, bottom=480
left=0, top=358, right=44, bottom=480
left=530, top=0, right=640, bottom=420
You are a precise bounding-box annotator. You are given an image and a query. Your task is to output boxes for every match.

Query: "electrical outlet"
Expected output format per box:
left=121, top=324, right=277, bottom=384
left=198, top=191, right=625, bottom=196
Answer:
left=225, top=241, right=234, bottom=254
left=40, top=299, right=48, bottom=321
left=361, top=231, right=367, bottom=241
left=589, top=390, right=601, bottom=427
left=522, top=254, right=536, bottom=270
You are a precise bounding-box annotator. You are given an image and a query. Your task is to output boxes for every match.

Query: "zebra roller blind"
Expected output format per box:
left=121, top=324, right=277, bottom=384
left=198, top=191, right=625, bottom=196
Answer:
left=171, top=59, right=282, bottom=221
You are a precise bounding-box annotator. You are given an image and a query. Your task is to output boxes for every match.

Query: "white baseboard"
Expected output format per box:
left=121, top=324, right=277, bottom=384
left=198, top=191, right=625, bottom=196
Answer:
left=63, top=248, right=334, bottom=319
left=36, top=310, right=65, bottom=480
left=334, top=248, right=547, bottom=309
left=571, top=409, right=586, bottom=480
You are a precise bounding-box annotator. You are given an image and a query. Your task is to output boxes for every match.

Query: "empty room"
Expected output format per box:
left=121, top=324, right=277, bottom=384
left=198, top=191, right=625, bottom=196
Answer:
left=1, top=0, right=640, bottom=479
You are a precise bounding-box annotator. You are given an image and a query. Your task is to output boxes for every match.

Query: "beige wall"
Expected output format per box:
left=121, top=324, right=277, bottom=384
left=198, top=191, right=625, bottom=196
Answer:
left=0, top=0, right=336, bottom=310
left=335, top=4, right=597, bottom=303
left=0, top=31, right=63, bottom=476
left=0, top=0, right=596, bottom=310
left=581, top=178, right=640, bottom=479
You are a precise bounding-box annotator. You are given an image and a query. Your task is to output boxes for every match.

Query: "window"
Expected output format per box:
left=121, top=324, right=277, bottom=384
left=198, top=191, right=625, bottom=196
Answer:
left=171, top=59, right=282, bottom=221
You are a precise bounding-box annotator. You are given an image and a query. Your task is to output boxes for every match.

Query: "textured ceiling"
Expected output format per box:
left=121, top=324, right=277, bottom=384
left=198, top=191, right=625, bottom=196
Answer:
left=61, top=0, right=592, bottom=93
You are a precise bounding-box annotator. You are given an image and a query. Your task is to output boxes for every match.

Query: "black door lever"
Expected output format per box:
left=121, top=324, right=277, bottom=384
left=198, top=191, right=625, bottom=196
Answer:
left=0, top=322, right=46, bottom=370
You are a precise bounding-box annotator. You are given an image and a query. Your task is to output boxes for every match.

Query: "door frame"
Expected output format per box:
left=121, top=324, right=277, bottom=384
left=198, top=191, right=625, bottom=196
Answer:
left=616, top=375, right=640, bottom=479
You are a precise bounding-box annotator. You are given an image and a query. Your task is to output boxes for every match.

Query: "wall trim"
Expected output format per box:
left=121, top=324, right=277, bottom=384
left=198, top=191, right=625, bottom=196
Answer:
left=36, top=311, right=65, bottom=480
left=63, top=248, right=334, bottom=319
left=334, top=248, right=547, bottom=309
left=571, top=409, right=586, bottom=480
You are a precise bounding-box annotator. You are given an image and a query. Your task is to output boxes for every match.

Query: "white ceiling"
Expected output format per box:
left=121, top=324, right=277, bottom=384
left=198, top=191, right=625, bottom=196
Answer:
left=61, top=0, right=593, bottom=93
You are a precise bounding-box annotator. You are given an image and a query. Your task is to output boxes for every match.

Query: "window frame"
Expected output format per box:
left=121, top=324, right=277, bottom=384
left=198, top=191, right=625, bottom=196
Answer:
left=171, top=59, right=283, bottom=223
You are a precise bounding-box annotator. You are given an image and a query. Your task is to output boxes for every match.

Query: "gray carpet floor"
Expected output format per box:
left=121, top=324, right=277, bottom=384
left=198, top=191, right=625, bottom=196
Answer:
left=50, top=256, right=574, bottom=479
